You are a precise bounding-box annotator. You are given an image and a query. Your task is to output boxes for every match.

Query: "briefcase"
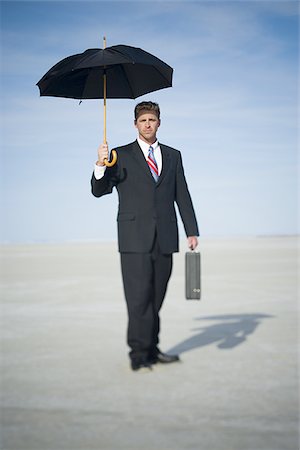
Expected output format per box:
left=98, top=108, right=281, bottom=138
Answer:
left=185, top=251, right=201, bottom=300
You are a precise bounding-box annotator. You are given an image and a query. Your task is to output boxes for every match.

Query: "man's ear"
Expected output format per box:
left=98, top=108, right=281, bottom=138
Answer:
left=134, top=120, right=137, bottom=128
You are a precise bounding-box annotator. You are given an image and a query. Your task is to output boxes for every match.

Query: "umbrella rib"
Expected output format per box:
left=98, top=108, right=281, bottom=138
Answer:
left=110, top=47, right=135, bottom=64
left=118, top=64, right=136, bottom=98
left=72, top=49, right=105, bottom=71
left=152, top=65, right=173, bottom=87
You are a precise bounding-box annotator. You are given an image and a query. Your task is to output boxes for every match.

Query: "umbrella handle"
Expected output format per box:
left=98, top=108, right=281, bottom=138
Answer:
left=104, top=149, right=118, bottom=167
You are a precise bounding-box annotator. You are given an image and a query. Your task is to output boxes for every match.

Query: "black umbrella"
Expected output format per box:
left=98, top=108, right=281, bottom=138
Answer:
left=37, top=37, right=173, bottom=166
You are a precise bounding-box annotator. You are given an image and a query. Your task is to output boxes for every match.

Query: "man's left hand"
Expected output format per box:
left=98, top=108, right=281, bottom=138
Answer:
left=187, top=236, right=198, bottom=251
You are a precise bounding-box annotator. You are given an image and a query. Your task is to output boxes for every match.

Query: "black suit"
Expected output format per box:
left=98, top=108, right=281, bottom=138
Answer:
left=91, top=140, right=198, bottom=361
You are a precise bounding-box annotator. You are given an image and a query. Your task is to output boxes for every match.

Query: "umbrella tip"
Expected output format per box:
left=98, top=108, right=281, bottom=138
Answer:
left=103, top=36, right=106, bottom=48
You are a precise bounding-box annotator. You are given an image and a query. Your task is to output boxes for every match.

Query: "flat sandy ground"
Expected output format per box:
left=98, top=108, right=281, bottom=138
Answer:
left=1, top=237, right=299, bottom=450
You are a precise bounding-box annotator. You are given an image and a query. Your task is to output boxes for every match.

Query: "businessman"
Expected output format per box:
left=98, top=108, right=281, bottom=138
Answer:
left=91, top=101, right=199, bottom=371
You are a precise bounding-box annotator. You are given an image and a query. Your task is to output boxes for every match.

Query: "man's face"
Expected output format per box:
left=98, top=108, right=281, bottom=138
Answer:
left=135, top=111, right=160, bottom=144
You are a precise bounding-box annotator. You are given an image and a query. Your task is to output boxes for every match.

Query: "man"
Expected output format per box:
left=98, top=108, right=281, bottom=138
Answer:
left=91, top=101, right=199, bottom=371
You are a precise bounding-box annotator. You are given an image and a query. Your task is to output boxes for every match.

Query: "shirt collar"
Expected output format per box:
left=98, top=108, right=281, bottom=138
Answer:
left=137, top=137, right=159, bottom=153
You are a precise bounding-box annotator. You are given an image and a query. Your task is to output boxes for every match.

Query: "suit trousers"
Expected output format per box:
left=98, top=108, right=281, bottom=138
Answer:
left=120, top=236, right=173, bottom=361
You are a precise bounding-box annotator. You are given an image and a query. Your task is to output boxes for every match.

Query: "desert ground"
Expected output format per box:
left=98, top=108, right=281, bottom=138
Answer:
left=1, top=236, right=298, bottom=450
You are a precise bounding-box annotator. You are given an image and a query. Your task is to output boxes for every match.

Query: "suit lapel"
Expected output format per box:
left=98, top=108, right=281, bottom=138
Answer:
left=156, top=144, right=170, bottom=187
left=131, top=140, right=154, bottom=182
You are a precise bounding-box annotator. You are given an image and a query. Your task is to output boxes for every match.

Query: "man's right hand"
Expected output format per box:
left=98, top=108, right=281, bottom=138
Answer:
left=96, top=143, right=109, bottom=166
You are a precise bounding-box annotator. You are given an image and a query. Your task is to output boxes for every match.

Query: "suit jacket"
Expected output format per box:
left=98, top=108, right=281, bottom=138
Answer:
left=91, top=140, right=199, bottom=254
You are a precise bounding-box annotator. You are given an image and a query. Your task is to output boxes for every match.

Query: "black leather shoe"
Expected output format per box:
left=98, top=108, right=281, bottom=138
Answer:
left=150, top=351, right=180, bottom=364
left=131, top=359, right=153, bottom=372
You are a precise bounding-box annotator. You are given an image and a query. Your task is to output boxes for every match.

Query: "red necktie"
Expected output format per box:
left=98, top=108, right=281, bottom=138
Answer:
left=147, top=146, right=159, bottom=182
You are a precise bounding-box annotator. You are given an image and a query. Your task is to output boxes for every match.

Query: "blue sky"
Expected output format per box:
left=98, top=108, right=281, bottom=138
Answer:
left=1, top=0, right=299, bottom=243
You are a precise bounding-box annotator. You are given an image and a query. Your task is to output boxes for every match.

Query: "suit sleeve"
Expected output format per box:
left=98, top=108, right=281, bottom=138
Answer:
left=91, top=162, right=119, bottom=198
left=175, top=152, right=199, bottom=237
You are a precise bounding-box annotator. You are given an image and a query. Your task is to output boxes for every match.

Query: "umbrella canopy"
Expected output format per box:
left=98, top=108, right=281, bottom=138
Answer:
left=36, top=44, right=173, bottom=100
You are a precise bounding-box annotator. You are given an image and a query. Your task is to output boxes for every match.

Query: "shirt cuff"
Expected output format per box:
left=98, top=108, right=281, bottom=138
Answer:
left=94, top=163, right=106, bottom=180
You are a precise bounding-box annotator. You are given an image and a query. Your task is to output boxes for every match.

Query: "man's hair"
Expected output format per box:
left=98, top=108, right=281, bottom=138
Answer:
left=134, top=101, right=160, bottom=121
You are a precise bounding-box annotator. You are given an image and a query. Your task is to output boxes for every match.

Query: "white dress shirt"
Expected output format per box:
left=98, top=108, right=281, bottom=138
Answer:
left=94, top=138, right=162, bottom=180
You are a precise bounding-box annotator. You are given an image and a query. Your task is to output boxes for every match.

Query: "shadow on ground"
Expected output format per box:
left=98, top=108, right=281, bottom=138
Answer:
left=167, top=313, right=274, bottom=354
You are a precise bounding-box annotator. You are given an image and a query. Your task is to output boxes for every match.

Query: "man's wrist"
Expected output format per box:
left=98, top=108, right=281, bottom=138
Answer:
left=94, top=162, right=106, bottom=180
